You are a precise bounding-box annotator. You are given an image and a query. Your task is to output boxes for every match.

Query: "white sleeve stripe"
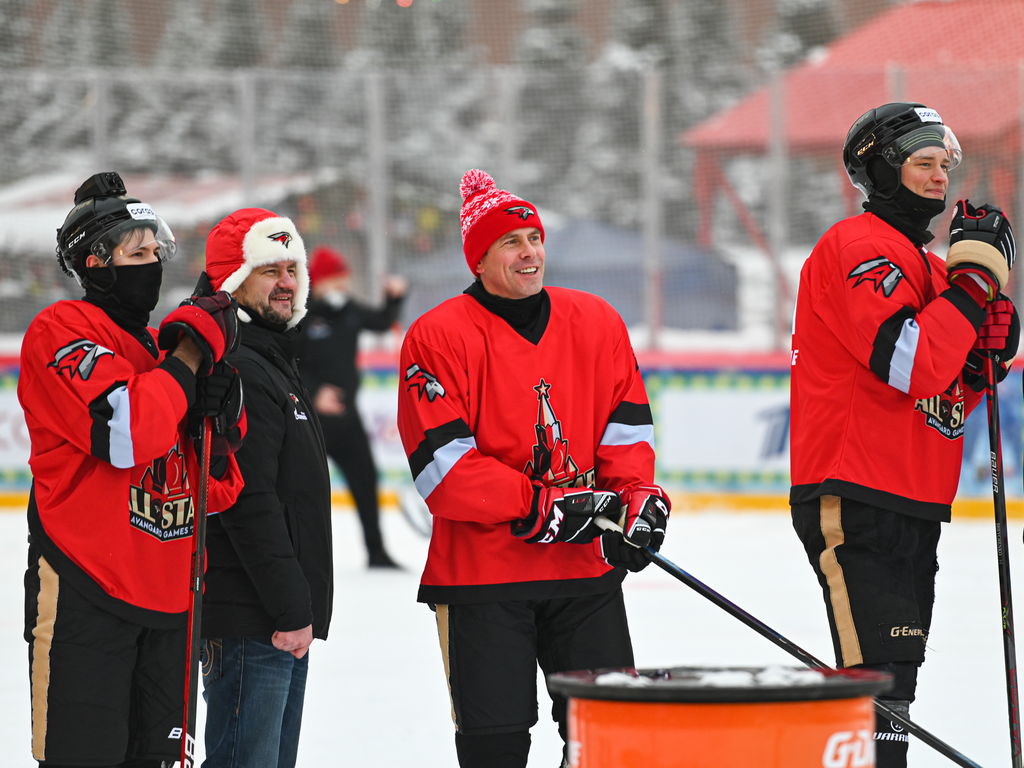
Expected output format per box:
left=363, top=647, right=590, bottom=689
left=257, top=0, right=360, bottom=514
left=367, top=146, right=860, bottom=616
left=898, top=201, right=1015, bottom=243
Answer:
left=414, top=436, right=477, bottom=500
left=599, top=422, right=655, bottom=450
left=106, top=386, right=135, bottom=469
left=888, top=318, right=919, bottom=394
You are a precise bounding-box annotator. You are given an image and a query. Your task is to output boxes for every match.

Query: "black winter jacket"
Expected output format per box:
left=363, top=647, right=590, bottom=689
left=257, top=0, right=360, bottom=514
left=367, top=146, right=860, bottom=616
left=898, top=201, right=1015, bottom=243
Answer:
left=201, top=320, right=334, bottom=640
left=296, top=294, right=403, bottom=412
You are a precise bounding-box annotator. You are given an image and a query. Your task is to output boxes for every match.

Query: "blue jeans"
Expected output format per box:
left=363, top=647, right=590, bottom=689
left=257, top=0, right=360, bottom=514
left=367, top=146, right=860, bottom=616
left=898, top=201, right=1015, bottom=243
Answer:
left=201, top=636, right=309, bottom=768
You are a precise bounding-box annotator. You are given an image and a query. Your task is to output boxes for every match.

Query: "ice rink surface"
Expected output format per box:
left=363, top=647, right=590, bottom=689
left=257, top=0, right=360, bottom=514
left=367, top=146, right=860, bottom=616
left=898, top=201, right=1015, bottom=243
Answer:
left=0, top=503, right=1020, bottom=767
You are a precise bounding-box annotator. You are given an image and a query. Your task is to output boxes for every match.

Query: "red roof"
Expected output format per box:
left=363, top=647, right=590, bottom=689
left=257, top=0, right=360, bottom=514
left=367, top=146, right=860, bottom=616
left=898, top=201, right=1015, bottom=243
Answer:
left=682, top=0, right=1024, bottom=154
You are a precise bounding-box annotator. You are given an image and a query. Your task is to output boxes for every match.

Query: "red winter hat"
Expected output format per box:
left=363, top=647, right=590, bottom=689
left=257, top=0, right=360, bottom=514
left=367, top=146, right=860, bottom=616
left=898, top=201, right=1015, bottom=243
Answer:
left=205, top=207, right=309, bottom=329
left=309, top=245, right=352, bottom=285
left=460, top=169, right=543, bottom=274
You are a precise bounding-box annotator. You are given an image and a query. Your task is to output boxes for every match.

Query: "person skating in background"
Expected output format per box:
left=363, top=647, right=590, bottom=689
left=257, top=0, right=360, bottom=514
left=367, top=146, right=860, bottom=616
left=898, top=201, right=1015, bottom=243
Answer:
left=22, top=171, right=245, bottom=767
left=397, top=169, right=670, bottom=768
left=790, top=103, right=1019, bottom=767
left=297, top=245, right=405, bottom=568
left=199, top=208, right=334, bottom=768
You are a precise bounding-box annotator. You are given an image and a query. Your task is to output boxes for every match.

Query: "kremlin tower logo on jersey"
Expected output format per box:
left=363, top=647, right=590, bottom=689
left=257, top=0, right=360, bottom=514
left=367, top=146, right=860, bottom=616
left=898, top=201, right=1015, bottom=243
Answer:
left=524, top=379, right=595, bottom=488
left=914, top=378, right=966, bottom=440
left=129, top=443, right=194, bottom=541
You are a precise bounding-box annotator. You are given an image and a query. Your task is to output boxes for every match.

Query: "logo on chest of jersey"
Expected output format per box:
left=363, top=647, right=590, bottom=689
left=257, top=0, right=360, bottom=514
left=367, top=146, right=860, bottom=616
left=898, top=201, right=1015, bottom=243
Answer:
left=914, top=378, right=965, bottom=440
left=524, top=378, right=595, bottom=488
left=129, top=443, right=193, bottom=542
left=847, top=257, right=905, bottom=298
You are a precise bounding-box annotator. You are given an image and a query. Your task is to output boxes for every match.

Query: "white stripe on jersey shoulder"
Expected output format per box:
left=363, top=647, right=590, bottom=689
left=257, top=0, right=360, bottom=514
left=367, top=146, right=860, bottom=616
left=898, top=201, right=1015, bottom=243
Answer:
left=106, top=385, right=135, bottom=468
left=600, top=422, right=655, bottom=450
left=888, top=317, right=920, bottom=394
left=414, top=436, right=478, bottom=500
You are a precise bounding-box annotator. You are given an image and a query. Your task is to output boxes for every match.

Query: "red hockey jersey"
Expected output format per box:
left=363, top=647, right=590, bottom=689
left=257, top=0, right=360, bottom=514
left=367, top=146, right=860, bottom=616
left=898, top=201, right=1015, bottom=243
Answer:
left=20, top=300, right=244, bottom=622
left=790, top=213, right=986, bottom=521
left=398, top=287, right=656, bottom=604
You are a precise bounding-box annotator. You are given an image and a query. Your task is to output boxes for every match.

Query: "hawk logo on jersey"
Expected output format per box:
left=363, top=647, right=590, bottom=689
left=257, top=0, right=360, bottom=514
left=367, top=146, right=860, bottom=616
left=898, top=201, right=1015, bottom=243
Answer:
left=129, top=444, right=193, bottom=542
left=504, top=206, right=535, bottom=221
left=269, top=231, right=292, bottom=248
left=47, top=339, right=115, bottom=382
left=914, top=378, right=965, bottom=440
left=524, top=379, right=595, bottom=488
left=405, top=364, right=446, bottom=402
left=847, top=257, right=905, bottom=298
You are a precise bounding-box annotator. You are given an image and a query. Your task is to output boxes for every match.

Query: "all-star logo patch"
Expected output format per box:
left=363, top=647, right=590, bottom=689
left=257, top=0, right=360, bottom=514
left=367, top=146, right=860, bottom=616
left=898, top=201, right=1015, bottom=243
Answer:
left=914, top=378, right=966, bottom=440
left=405, top=363, right=446, bottom=402
left=269, top=231, right=292, bottom=248
left=504, top=205, right=535, bottom=221
left=847, top=257, right=904, bottom=298
left=129, top=444, right=193, bottom=542
left=47, top=339, right=115, bottom=381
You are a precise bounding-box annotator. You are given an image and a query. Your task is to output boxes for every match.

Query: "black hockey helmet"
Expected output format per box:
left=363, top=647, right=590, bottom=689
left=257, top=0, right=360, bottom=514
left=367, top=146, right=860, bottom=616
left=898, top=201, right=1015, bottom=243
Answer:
left=56, top=171, right=176, bottom=287
left=843, top=103, right=962, bottom=200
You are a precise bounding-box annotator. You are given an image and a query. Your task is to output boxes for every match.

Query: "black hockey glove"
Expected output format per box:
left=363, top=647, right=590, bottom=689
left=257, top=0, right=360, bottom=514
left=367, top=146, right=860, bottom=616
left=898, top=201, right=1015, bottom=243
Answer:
left=947, top=200, right=1016, bottom=301
left=511, top=486, right=621, bottom=544
left=618, top=484, right=671, bottom=551
left=187, top=361, right=245, bottom=455
left=158, top=289, right=240, bottom=377
left=963, top=295, right=1019, bottom=391
left=598, top=530, right=652, bottom=572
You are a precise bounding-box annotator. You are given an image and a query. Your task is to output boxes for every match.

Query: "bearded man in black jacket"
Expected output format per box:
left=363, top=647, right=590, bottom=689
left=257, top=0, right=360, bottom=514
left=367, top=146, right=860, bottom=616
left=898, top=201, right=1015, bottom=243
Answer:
left=198, top=207, right=333, bottom=768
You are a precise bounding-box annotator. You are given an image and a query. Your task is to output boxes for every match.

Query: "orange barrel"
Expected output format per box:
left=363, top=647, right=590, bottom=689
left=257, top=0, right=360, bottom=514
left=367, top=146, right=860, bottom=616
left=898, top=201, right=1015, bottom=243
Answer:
left=547, top=666, right=892, bottom=768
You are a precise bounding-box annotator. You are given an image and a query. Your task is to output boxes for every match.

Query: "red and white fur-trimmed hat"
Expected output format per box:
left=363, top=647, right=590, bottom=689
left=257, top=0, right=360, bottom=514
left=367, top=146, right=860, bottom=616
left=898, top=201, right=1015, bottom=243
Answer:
left=205, top=207, right=308, bottom=329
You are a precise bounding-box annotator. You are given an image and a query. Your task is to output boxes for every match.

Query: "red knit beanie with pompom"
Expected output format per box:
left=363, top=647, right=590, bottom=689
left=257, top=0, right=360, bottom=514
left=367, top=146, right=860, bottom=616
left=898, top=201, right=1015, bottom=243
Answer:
left=459, top=169, right=543, bottom=275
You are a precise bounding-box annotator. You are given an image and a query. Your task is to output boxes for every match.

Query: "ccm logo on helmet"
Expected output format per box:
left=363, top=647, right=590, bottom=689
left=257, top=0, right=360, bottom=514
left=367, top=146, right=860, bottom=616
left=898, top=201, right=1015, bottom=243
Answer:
left=269, top=231, right=292, bottom=247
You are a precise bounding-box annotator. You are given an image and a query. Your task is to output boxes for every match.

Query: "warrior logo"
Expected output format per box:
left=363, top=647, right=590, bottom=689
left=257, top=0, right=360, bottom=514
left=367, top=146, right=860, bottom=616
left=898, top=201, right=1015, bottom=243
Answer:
left=47, top=339, right=115, bottom=382
left=914, top=378, right=965, bottom=440
left=269, top=231, right=292, bottom=248
left=847, top=257, right=904, bottom=298
left=405, top=364, right=446, bottom=402
left=524, top=379, right=594, bottom=488
left=504, top=205, right=535, bottom=221
left=129, top=444, right=193, bottom=542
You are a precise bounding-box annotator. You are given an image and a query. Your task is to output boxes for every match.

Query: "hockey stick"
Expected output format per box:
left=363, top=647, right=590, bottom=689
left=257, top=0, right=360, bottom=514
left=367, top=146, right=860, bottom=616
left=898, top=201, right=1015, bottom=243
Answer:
left=595, top=518, right=984, bottom=768
left=179, top=418, right=212, bottom=768
left=984, top=353, right=1022, bottom=768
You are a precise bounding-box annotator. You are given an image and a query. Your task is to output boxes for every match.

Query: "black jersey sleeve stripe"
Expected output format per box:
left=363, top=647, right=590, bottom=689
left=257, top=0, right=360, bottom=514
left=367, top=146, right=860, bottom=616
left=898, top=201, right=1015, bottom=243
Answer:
left=940, top=285, right=987, bottom=332
left=408, top=418, right=475, bottom=480
left=607, top=401, right=653, bottom=426
left=869, top=307, right=917, bottom=388
left=88, top=382, right=126, bottom=465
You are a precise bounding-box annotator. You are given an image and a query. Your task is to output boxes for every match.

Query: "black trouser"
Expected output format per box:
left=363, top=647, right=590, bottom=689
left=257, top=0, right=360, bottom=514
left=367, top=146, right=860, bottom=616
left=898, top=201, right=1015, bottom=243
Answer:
left=25, top=547, right=185, bottom=766
left=435, top=589, right=634, bottom=768
left=792, top=495, right=940, bottom=768
left=321, top=411, right=385, bottom=556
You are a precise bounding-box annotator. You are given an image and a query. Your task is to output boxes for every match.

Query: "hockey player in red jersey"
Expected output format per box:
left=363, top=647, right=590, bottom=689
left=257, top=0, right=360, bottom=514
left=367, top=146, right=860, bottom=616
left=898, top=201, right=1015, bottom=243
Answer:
left=397, top=170, right=670, bottom=768
left=790, top=104, right=1019, bottom=767
left=21, top=172, right=245, bottom=768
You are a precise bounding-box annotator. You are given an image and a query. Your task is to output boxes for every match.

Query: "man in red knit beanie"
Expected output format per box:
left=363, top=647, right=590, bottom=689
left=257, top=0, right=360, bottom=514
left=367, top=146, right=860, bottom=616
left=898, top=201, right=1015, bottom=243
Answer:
left=397, top=170, right=670, bottom=768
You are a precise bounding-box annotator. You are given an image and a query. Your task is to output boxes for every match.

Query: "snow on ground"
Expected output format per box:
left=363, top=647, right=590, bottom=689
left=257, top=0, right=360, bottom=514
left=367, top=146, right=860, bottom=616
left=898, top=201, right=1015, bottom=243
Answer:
left=0, top=504, right=1018, bottom=767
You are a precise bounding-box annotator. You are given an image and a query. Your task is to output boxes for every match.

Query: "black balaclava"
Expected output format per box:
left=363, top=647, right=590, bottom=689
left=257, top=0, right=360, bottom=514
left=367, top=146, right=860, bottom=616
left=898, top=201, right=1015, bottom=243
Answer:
left=84, top=260, right=164, bottom=330
left=862, top=155, right=946, bottom=248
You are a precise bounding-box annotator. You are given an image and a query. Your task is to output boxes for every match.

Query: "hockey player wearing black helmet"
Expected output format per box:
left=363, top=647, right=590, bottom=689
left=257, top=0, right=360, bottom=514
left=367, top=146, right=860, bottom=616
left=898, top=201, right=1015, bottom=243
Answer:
left=791, top=105, right=1018, bottom=767
left=21, top=172, right=247, bottom=767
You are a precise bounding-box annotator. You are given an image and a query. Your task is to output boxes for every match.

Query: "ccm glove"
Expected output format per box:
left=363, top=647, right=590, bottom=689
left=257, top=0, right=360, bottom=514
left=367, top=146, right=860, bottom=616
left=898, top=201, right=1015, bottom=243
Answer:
left=963, top=294, right=1019, bottom=390
left=947, top=200, right=1016, bottom=303
left=158, top=290, right=240, bottom=377
left=187, top=361, right=245, bottom=454
left=617, top=484, right=671, bottom=551
left=512, top=486, right=621, bottom=544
